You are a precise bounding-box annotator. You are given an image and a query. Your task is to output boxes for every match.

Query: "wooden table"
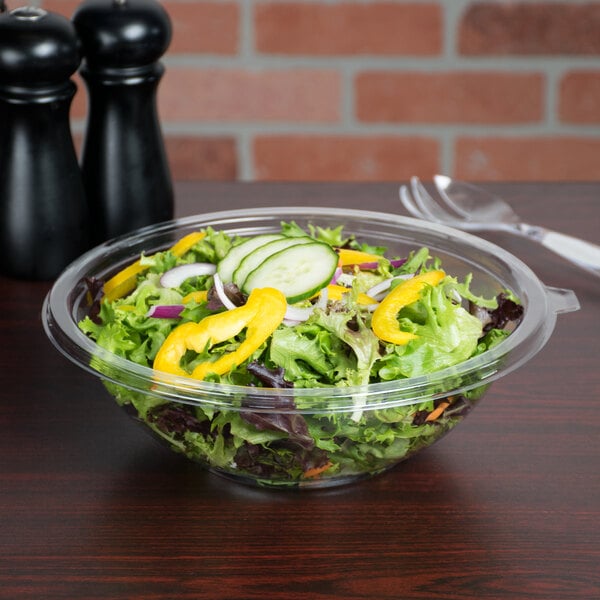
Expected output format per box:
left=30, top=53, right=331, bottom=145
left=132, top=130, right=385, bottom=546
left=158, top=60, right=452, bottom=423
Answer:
left=1, top=182, right=599, bottom=599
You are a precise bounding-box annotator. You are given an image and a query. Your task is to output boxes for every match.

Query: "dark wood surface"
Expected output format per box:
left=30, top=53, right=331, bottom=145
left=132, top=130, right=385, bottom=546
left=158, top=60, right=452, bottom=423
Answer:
left=1, top=182, right=599, bottom=600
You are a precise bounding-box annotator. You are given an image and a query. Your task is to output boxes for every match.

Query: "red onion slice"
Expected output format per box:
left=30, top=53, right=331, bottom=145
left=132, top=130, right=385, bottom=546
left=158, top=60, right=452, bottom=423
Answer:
left=357, top=261, right=379, bottom=270
left=147, top=304, right=184, bottom=319
left=353, top=258, right=405, bottom=270
left=283, top=309, right=312, bottom=324
left=366, top=274, right=414, bottom=300
left=390, top=258, right=407, bottom=268
left=213, top=273, right=237, bottom=310
left=283, top=287, right=329, bottom=324
left=330, top=267, right=343, bottom=284
left=160, top=263, right=216, bottom=288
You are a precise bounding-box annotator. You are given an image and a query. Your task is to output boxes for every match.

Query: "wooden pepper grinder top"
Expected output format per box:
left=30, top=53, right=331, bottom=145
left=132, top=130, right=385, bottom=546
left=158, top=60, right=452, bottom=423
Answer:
left=0, top=6, right=89, bottom=280
left=73, top=0, right=174, bottom=244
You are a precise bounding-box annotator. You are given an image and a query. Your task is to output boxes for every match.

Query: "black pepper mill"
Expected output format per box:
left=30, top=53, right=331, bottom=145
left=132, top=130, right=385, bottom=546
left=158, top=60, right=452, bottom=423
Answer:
left=73, top=0, right=174, bottom=244
left=0, top=6, right=89, bottom=280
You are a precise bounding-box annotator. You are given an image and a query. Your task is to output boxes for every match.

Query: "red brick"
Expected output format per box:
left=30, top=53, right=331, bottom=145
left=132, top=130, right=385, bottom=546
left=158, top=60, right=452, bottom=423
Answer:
left=159, top=68, right=341, bottom=122
left=455, top=137, right=600, bottom=181
left=43, top=1, right=239, bottom=55
left=459, top=2, right=600, bottom=55
left=253, top=136, right=439, bottom=182
left=72, top=132, right=83, bottom=159
left=356, top=72, right=543, bottom=124
left=164, top=2, right=239, bottom=55
left=41, top=0, right=79, bottom=17
left=165, top=136, right=237, bottom=180
left=255, top=2, right=441, bottom=56
left=69, top=132, right=236, bottom=181
left=559, top=71, right=600, bottom=123
left=71, top=74, right=87, bottom=120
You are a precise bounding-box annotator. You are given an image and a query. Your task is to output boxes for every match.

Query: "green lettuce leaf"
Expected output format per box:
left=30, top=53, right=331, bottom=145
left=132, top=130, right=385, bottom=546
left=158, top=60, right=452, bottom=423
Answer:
left=269, top=325, right=333, bottom=383
left=375, top=280, right=483, bottom=380
left=312, top=308, right=381, bottom=387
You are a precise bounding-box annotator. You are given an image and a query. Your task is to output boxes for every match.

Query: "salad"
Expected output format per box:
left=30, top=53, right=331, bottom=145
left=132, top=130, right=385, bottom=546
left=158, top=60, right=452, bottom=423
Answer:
left=79, top=222, right=523, bottom=487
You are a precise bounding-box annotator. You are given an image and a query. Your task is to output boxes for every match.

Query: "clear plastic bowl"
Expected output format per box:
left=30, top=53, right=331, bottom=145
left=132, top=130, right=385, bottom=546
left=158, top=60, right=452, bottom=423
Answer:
left=43, top=207, right=579, bottom=489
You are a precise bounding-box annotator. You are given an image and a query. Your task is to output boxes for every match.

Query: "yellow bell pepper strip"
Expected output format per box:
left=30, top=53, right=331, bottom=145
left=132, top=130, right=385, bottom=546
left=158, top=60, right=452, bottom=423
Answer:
left=337, top=248, right=383, bottom=267
left=115, top=304, right=137, bottom=312
left=371, top=270, right=445, bottom=345
left=103, top=231, right=207, bottom=302
left=169, top=231, right=207, bottom=258
left=153, top=287, right=287, bottom=380
left=181, top=290, right=208, bottom=304
left=102, top=260, right=148, bottom=303
left=326, top=284, right=377, bottom=306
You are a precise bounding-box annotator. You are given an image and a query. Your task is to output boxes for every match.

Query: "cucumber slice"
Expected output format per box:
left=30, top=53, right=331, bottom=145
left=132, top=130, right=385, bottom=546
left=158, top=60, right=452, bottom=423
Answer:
left=243, top=241, right=338, bottom=303
left=217, top=234, right=283, bottom=283
left=232, top=236, right=314, bottom=289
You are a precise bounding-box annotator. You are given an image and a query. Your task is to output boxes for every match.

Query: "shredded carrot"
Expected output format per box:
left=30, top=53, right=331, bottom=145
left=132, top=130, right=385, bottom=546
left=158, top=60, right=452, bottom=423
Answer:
left=425, top=401, right=451, bottom=422
left=303, top=461, right=333, bottom=479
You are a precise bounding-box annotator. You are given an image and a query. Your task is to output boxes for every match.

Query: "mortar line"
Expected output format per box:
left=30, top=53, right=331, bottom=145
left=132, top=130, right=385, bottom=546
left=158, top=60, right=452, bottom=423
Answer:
left=237, top=0, right=255, bottom=179
left=155, top=121, right=600, bottom=137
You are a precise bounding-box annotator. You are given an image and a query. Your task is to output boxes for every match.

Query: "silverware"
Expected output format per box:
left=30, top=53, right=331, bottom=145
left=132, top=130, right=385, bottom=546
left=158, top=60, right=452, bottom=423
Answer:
left=400, top=175, right=600, bottom=278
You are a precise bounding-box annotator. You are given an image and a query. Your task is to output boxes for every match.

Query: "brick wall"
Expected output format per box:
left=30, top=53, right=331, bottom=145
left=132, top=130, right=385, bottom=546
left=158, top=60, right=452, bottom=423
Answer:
left=43, top=0, right=600, bottom=182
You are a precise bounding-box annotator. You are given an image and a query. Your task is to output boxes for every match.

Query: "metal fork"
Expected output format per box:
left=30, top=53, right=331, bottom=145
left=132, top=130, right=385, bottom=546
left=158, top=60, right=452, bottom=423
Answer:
left=399, top=176, right=600, bottom=278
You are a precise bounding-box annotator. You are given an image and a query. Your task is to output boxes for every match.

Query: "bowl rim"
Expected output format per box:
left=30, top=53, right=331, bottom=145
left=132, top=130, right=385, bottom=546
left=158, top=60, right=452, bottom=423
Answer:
left=43, top=206, right=561, bottom=413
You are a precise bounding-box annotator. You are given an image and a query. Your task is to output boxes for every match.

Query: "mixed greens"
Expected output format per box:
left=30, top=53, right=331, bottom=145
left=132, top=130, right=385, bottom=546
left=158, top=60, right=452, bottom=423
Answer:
left=79, top=222, right=523, bottom=487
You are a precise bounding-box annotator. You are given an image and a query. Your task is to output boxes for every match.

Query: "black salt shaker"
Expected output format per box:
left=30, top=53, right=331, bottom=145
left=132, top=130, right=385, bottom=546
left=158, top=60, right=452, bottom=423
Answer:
left=0, top=6, right=89, bottom=280
left=73, top=0, right=174, bottom=244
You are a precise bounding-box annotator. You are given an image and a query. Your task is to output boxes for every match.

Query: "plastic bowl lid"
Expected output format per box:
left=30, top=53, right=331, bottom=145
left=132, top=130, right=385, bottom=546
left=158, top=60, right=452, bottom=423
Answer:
left=43, top=207, right=578, bottom=414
